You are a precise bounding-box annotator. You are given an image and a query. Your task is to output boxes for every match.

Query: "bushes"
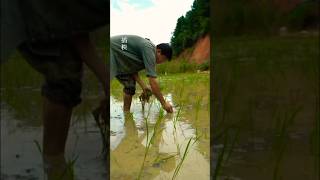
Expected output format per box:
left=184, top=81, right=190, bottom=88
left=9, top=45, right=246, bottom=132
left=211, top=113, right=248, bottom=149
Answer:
left=212, top=0, right=319, bottom=37
left=198, top=60, right=210, bottom=71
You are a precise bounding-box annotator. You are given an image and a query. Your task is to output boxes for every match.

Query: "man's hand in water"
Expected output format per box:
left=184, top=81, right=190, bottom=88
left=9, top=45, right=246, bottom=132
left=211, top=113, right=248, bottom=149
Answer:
left=162, top=102, right=173, bottom=113
left=143, top=87, right=152, bottom=94
left=148, top=77, right=173, bottom=113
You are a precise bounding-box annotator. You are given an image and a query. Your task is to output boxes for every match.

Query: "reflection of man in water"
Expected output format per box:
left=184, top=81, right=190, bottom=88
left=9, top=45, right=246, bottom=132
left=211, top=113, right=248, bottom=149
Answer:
left=111, top=113, right=175, bottom=179
left=2, top=0, right=108, bottom=179
left=110, top=35, right=174, bottom=113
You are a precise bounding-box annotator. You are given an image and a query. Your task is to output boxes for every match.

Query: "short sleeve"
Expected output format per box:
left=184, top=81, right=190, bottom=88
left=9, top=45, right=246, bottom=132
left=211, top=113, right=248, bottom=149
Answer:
left=141, top=42, right=157, bottom=77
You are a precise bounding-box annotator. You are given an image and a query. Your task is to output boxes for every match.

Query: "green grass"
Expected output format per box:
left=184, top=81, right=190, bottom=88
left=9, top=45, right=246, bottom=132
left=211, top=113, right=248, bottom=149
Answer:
left=156, top=58, right=208, bottom=75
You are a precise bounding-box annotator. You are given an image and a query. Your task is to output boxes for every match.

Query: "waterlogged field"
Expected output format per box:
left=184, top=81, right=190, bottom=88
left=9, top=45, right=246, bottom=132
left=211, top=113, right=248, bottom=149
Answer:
left=1, top=54, right=108, bottom=180
left=212, top=35, right=319, bottom=180
left=110, top=73, right=210, bottom=180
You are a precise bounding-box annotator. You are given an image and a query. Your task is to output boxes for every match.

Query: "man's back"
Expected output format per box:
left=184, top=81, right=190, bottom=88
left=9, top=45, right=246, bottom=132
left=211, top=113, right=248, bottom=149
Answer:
left=110, top=35, right=157, bottom=79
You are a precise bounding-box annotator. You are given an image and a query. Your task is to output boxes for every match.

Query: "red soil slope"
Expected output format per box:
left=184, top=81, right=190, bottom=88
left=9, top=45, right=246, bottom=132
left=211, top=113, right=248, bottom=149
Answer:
left=179, top=34, right=210, bottom=64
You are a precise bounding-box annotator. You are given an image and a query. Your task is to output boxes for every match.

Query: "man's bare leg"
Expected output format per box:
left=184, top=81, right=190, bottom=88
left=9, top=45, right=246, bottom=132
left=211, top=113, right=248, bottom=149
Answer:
left=123, top=93, right=133, bottom=112
left=42, top=97, right=73, bottom=179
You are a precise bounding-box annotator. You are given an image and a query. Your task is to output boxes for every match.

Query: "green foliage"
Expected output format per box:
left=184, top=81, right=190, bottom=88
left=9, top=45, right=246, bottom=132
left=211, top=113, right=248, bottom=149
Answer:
left=212, top=0, right=279, bottom=36
left=197, top=60, right=210, bottom=71
left=170, top=0, right=210, bottom=55
left=156, top=59, right=199, bottom=74
left=212, top=0, right=319, bottom=37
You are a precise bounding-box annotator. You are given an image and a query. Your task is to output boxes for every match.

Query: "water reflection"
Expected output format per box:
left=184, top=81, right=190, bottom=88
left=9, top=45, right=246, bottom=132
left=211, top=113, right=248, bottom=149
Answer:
left=1, top=88, right=107, bottom=180
left=110, top=90, right=210, bottom=180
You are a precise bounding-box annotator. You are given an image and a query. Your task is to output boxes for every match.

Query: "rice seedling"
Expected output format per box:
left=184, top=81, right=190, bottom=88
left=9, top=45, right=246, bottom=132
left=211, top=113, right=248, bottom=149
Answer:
left=92, top=110, right=109, bottom=158
left=194, top=96, right=203, bottom=122
left=172, top=137, right=197, bottom=180
left=172, top=79, right=186, bottom=131
left=33, top=140, right=78, bottom=180
left=272, top=106, right=302, bottom=180
left=137, top=103, right=165, bottom=180
left=139, top=89, right=152, bottom=111
left=212, top=127, right=240, bottom=180
left=153, top=153, right=178, bottom=165
left=173, top=103, right=182, bottom=131
left=92, top=103, right=108, bottom=158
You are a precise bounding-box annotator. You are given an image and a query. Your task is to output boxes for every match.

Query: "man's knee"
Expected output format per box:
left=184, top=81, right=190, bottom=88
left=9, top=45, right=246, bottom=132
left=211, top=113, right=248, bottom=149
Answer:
left=42, top=79, right=82, bottom=107
left=123, top=87, right=135, bottom=96
left=18, top=40, right=83, bottom=108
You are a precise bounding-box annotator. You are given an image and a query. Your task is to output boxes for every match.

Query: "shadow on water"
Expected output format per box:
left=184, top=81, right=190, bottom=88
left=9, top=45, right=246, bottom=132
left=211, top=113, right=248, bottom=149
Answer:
left=110, top=73, right=210, bottom=180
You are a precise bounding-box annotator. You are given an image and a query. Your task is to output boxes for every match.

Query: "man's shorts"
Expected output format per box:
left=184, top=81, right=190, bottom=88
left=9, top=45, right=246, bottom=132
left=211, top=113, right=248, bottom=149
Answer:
left=116, top=74, right=136, bottom=95
left=18, top=39, right=83, bottom=107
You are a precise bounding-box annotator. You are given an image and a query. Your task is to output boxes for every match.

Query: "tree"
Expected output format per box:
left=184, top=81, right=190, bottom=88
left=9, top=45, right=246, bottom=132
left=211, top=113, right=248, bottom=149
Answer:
left=170, top=0, right=210, bottom=56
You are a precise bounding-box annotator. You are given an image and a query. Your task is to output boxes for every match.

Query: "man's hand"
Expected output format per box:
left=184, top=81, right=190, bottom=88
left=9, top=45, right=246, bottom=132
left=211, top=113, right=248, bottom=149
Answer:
left=162, top=102, right=173, bottom=113
left=148, top=77, right=173, bottom=113
left=133, top=73, right=148, bottom=91
left=143, top=86, right=152, bottom=94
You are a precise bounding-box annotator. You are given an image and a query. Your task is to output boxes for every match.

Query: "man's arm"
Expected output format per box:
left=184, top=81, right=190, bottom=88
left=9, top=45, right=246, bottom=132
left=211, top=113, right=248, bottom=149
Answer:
left=133, top=73, right=148, bottom=91
left=148, top=77, right=173, bottom=113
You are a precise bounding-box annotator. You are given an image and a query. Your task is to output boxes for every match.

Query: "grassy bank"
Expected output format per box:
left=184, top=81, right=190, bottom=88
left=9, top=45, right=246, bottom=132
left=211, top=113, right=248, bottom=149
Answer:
left=156, top=59, right=209, bottom=75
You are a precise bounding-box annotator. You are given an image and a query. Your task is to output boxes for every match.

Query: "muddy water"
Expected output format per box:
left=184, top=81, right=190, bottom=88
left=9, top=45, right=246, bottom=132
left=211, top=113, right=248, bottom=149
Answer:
left=1, top=74, right=108, bottom=179
left=110, top=73, right=210, bottom=180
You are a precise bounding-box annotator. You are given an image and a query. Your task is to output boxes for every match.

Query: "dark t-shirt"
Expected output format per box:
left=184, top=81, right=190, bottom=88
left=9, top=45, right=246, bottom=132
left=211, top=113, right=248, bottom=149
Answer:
left=110, top=35, right=157, bottom=79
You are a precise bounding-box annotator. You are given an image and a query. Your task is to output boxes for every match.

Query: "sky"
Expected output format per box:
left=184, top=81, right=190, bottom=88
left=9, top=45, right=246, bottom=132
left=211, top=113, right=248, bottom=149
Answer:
left=111, top=0, right=194, bottom=45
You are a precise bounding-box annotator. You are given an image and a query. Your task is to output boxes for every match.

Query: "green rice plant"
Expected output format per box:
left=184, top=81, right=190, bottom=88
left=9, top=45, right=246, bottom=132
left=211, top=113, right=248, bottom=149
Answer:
left=158, top=108, right=165, bottom=120
left=33, top=140, right=46, bottom=177
left=194, top=96, right=203, bottom=123
left=34, top=140, right=42, bottom=154
left=145, top=116, right=149, bottom=148
left=172, top=128, right=181, bottom=157
left=59, top=155, right=78, bottom=180
left=143, top=98, right=155, bottom=146
left=33, top=140, right=78, bottom=179
left=173, top=104, right=182, bottom=131
left=137, top=105, right=165, bottom=180
left=272, top=106, right=302, bottom=180
left=172, top=79, right=186, bottom=131
left=193, top=128, right=202, bottom=146
left=153, top=153, right=178, bottom=165
left=213, top=127, right=240, bottom=179
left=172, top=137, right=196, bottom=180
left=213, top=135, right=228, bottom=180
left=92, top=107, right=108, bottom=157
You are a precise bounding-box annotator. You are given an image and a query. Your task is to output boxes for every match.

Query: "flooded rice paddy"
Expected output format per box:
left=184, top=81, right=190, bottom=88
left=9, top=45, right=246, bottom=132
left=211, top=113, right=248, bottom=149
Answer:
left=1, top=56, right=210, bottom=180
left=110, top=73, right=210, bottom=180
left=1, top=57, right=107, bottom=180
